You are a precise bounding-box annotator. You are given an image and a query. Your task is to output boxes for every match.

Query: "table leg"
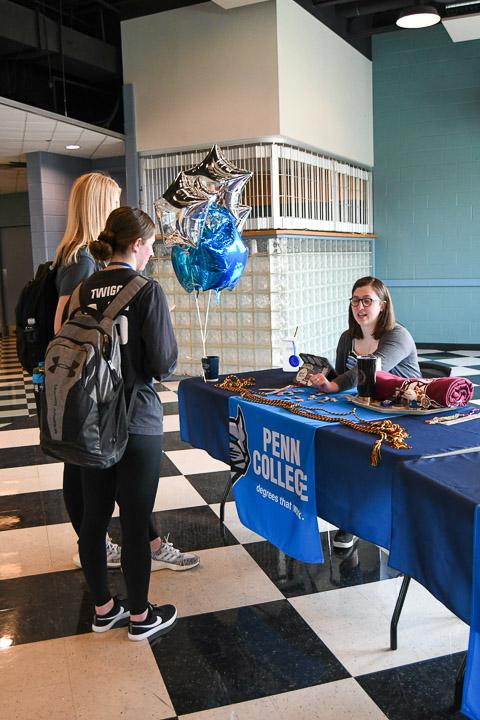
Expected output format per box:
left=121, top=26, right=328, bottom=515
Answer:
left=390, top=575, right=411, bottom=650
left=219, top=475, right=233, bottom=525
left=453, top=652, right=467, bottom=711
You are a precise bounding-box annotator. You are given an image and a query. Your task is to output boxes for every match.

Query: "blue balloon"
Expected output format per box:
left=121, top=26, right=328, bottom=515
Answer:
left=171, top=204, right=248, bottom=293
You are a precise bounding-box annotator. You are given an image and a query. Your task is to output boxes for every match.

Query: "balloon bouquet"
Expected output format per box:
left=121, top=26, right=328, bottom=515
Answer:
left=155, top=145, right=252, bottom=369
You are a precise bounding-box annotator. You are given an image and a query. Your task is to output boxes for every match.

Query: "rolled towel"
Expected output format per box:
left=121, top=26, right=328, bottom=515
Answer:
left=374, top=371, right=474, bottom=408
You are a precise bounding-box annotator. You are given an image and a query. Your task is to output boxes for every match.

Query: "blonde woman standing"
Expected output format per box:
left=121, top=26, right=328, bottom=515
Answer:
left=53, top=172, right=121, bottom=334
left=53, top=172, right=199, bottom=573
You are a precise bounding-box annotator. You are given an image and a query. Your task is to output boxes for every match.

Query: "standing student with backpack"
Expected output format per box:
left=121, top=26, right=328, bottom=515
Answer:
left=53, top=172, right=199, bottom=573
left=53, top=172, right=122, bottom=566
left=71, top=206, right=178, bottom=639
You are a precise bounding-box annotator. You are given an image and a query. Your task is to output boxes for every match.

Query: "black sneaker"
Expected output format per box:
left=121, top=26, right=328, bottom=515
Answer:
left=128, top=603, right=177, bottom=641
left=92, top=595, right=129, bottom=633
left=332, top=530, right=358, bottom=549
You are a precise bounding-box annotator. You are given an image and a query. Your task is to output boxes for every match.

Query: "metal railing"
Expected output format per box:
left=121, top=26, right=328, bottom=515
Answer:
left=140, top=140, right=372, bottom=234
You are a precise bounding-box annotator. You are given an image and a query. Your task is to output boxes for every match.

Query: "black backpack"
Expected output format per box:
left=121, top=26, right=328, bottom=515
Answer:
left=40, top=275, right=147, bottom=469
left=15, top=262, right=59, bottom=373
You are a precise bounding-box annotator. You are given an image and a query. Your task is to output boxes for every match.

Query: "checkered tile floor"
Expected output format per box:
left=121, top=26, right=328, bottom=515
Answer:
left=0, top=336, right=476, bottom=720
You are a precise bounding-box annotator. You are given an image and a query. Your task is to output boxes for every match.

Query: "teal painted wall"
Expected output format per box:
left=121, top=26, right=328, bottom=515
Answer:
left=373, top=25, right=480, bottom=344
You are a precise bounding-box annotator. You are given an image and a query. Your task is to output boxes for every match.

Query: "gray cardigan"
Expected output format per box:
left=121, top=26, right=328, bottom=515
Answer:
left=334, top=323, right=420, bottom=391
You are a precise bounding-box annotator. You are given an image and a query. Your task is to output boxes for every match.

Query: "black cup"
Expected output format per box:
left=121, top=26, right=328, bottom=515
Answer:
left=357, top=355, right=377, bottom=399
left=202, top=355, right=219, bottom=381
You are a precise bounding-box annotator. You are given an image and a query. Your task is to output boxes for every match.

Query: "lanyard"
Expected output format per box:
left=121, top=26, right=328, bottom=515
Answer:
left=107, top=262, right=134, bottom=270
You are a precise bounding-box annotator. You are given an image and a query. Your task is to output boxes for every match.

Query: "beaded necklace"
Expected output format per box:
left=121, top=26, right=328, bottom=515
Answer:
left=216, top=375, right=411, bottom=466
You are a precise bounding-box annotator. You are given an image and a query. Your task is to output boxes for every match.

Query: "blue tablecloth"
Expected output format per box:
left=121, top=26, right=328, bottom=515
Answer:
left=314, top=414, right=480, bottom=550
left=178, top=370, right=294, bottom=464
left=179, top=370, right=480, bottom=551
left=465, top=503, right=480, bottom=720
left=179, top=372, right=410, bottom=563
left=390, top=452, right=480, bottom=624
left=178, top=369, right=428, bottom=464
left=388, top=452, right=480, bottom=720
left=179, top=369, right=480, bottom=719
left=229, top=396, right=324, bottom=563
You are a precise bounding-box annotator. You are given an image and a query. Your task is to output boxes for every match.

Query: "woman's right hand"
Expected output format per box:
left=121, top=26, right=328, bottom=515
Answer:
left=310, top=373, right=340, bottom=394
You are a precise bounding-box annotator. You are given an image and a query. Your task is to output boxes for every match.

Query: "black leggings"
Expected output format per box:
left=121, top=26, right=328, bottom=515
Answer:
left=78, top=434, right=163, bottom=614
left=63, top=463, right=159, bottom=541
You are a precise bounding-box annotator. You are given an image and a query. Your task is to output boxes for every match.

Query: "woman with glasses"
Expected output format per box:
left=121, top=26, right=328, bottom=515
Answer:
left=313, top=275, right=420, bottom=549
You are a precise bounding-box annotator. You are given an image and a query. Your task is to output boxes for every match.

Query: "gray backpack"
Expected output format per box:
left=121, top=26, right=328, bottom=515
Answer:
left=40, top=275, right=147, bottom=469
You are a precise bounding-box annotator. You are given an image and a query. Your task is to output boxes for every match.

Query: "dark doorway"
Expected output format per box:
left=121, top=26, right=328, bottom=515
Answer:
left=0, top=226, right=33, bottom=336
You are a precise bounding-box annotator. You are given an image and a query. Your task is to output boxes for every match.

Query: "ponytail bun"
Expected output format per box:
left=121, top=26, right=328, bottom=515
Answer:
left=90, top=207, right=155, bottom=262
left=98, top=229, right=115, bottom=244
left=89, top=230, right=115, bottom=262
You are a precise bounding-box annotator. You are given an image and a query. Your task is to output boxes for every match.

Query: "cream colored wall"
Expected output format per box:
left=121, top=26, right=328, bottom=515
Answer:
left=121, top=1, right=280, bottom=152
left=276, top=0, right=373, bottom=167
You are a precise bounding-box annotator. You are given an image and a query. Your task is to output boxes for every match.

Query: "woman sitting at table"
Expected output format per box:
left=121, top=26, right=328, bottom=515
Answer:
left=313, top=275, right=420, bottom=549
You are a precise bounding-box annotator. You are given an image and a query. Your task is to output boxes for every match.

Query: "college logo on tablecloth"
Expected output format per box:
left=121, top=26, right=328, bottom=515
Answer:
left=227, top=396, right=324, bottom=563
left=229, top=406, right=250, bottom=483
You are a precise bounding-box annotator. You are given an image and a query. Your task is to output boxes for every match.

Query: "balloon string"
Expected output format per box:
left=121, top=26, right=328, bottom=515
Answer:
left=204, top=290, right=212, bottom=344
left=194, top=293, right=206, bottom=357
left=194, top=290, right=212, bottom=354
left=194, top=293, right=207, bottom=381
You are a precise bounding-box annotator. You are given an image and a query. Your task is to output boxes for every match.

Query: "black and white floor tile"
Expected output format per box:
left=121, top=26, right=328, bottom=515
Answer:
left=0, top=339, right=476, bottom=719
left=417, top=349, right=480, bottom=404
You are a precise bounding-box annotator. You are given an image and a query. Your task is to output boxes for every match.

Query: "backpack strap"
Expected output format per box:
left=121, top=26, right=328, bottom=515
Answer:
left=102, top=275, right=148, bottom=321
left=68, top=282, right=84, bottom=319
left=126, top=380, right=141, bottom=424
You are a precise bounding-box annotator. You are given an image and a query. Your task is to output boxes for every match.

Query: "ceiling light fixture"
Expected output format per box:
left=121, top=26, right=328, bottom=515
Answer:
left=65, top=144, right=80, bottom=150
left=396, top=4, right=441, bottom=28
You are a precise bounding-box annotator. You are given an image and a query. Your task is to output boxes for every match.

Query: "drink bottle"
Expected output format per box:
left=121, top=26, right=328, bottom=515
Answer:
left=32, top=361, right=45, bottom=418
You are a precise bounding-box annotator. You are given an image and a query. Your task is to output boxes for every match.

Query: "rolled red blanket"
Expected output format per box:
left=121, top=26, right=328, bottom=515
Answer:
left=374, top=370, right=474, bottom=408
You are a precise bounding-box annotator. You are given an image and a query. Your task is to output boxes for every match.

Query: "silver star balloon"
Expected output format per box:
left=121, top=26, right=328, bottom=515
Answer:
left=155, top=172, right=213, bottom=248
left=186, top=144, right=247, bottom=180
left=155, top=144, right=253, bottom=248
left=218, top=172, right=253, bottom=233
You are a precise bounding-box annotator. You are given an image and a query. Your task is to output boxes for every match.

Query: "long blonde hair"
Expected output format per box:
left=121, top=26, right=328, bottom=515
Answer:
left=53, top=172, right=121, bottom=266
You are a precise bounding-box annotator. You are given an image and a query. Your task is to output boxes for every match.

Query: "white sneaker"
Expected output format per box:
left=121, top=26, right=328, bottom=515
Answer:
left=105, top=539, right=122, bottom=568
left=72, top=538, right=122, bottom=569
left=151, top=536, right=200, bottom=572
left=332, top=530, right=358, bottom=549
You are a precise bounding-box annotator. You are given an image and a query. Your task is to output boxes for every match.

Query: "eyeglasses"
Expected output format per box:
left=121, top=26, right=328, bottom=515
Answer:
left=350, top=296, right=379, bottom=307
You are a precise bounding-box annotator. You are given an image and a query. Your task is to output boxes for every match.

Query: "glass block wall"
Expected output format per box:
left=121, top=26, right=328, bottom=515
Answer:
left=149, top=234, right=373, bottom=376
left=269, top=235, right=373, bottom=366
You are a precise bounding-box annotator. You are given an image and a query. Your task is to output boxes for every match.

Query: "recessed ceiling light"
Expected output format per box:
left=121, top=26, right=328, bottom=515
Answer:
left=396, top=4, right=441, bottom=28
left=65, top=144, right=80, bottom=150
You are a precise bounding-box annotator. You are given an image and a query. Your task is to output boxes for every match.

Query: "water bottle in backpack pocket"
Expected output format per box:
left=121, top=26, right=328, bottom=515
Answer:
left=40, top=275, right=147, bottom=469
left=32, top=361, right=45, bottom=419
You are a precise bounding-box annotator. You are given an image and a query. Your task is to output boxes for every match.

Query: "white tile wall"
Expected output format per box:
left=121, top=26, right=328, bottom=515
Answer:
left=270, top=236, right=373, bottom=366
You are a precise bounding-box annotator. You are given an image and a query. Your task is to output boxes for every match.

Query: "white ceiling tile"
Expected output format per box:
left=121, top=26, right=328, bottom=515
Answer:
left=0, top=127, right=25, bottom=135
left=0, top=99, right=124, bottom=193
left=91, top=140, right=124, bottom=158
left=25, top=115, right=55, bottom=126
left=23, top=142, right=50, bottom=151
